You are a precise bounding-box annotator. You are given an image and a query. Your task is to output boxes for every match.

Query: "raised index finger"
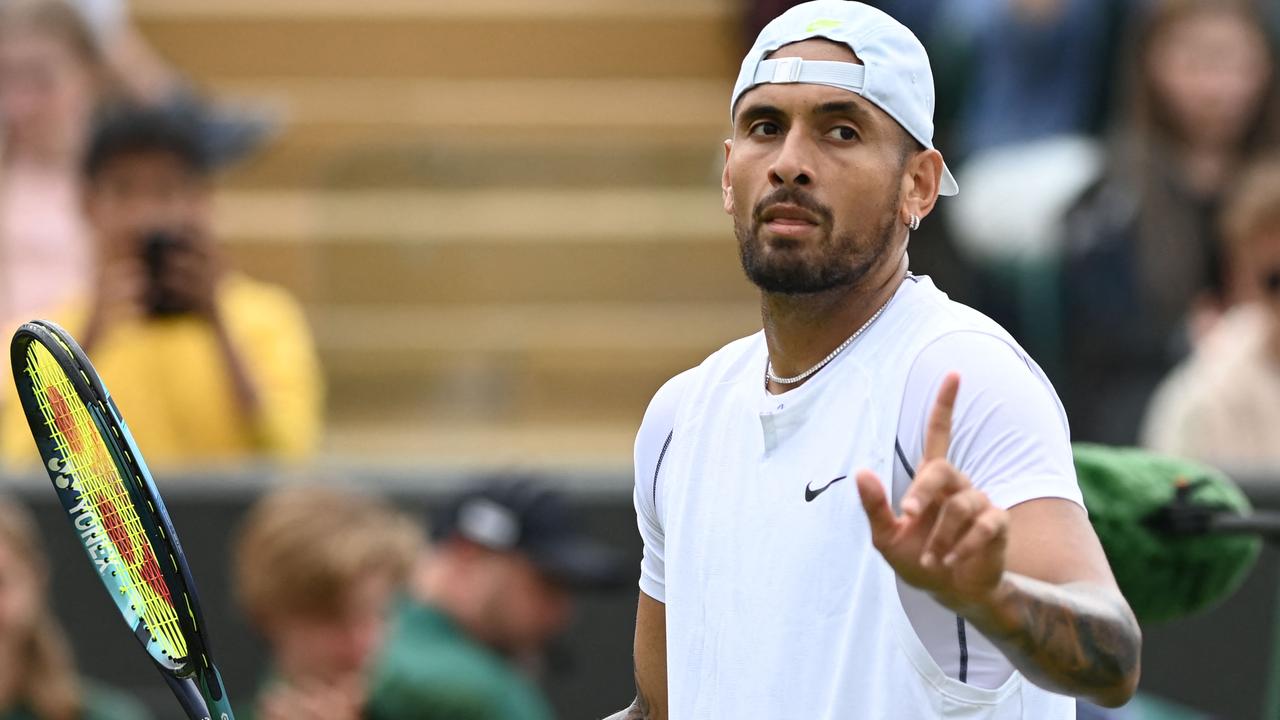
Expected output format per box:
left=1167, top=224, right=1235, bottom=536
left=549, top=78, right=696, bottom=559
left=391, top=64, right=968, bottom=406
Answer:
left=923, top=372, right=960, bottom=463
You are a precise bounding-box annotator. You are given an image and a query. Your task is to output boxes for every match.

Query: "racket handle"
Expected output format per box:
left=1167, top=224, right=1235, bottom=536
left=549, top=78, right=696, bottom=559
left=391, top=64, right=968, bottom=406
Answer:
left=199, top=665, right=237, bottom=720
left=161, top=671, right=212, bottom=720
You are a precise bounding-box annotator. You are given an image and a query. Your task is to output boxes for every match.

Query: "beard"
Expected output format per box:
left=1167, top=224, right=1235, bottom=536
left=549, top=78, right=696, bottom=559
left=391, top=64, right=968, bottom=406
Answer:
left=735, top=186, right=900, bottom=295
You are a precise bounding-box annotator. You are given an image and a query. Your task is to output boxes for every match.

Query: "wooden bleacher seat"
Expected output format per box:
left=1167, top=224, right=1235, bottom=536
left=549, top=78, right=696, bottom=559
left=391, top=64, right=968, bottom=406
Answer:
left=132, top=0, right=749, bottom=464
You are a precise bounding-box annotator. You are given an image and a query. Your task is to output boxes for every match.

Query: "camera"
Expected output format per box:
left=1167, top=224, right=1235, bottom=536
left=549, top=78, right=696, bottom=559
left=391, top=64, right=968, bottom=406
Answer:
left=140, top=229, right=194, bottom=316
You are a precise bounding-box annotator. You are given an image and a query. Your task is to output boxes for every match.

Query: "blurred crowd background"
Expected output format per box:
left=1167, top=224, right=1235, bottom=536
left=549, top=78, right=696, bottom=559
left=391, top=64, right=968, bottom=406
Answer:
left=0, top=0, right=1278, bottom=718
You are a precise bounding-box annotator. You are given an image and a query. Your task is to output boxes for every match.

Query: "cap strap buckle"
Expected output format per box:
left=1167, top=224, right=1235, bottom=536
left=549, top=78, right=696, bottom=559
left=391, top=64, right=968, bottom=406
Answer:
left=771, top=57, right=804, bottom=83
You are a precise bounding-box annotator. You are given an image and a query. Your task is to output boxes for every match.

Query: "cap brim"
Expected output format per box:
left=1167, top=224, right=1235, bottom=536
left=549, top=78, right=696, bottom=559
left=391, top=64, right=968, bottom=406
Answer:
left=530, top=538, right=630, bottom=591
left=940, top=161, right=959, bottom=197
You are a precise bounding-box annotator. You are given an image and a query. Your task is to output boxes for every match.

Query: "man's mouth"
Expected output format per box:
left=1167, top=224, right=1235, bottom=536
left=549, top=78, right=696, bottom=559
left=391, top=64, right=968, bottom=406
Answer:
left=760, top=203, right=821, bottom=237
left=760, top=203, right=820, bottom=224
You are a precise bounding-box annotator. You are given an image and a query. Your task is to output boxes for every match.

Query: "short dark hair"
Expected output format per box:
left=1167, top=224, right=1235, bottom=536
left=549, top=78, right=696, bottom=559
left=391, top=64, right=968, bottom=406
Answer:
left=899, top=128, right=925, bottom=167
left=83, top=104, right=211, bottom=180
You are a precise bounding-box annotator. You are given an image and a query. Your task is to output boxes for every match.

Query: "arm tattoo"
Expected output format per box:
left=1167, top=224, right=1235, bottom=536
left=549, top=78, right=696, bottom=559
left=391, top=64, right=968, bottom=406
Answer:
left=967, top=576, right=1141, bottom=707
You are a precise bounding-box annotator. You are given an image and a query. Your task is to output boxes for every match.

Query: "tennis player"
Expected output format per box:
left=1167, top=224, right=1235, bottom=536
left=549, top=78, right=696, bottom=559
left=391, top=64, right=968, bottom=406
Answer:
left=611, top=2, right=1141, bottom=718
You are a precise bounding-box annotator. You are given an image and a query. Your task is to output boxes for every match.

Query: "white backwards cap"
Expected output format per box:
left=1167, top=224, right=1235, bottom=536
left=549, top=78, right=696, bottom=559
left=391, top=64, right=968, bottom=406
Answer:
left=731, top=0, right=958, bottom=196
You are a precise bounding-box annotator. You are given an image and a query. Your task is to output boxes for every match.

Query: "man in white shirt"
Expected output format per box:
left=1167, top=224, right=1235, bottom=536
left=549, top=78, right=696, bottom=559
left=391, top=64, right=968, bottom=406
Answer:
left=609, top=2, right=1140, bottom=718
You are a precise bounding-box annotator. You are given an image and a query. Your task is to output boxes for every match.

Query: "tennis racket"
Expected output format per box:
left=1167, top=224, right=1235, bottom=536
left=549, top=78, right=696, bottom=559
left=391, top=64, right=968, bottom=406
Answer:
left=9, top=320, right=236, bottom=720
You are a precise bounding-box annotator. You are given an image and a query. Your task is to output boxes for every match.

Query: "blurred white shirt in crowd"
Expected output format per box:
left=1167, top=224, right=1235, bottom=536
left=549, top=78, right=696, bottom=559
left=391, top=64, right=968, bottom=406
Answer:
left=1142, top=303, right=1280, bottom=471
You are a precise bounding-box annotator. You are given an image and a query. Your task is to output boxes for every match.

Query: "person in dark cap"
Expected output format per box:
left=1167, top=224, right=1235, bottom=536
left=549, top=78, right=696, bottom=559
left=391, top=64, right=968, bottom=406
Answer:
left=366, top=478, right=627, bottom=720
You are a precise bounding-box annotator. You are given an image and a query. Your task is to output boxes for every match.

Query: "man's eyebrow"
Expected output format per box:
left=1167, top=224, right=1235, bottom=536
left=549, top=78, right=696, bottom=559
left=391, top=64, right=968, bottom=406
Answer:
left=813, top=100, right=872, bottom=123
left=735, top=103, right=784, bottom=126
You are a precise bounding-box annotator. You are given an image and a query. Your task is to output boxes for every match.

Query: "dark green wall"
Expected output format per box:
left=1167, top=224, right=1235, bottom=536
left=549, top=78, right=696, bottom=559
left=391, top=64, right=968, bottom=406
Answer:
left=3, top=472, right=1278, bottom=719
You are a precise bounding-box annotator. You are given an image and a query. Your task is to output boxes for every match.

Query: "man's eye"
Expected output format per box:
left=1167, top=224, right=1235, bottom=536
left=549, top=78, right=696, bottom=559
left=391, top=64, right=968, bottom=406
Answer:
left=827, top=126, right=858, bottom=141
left=749, top=122, right=781, bottom=137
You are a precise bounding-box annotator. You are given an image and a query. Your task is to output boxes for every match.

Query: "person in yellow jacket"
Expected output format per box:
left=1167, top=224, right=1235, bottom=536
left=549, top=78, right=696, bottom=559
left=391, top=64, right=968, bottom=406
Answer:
left=2, top=103, right=322, bottom=469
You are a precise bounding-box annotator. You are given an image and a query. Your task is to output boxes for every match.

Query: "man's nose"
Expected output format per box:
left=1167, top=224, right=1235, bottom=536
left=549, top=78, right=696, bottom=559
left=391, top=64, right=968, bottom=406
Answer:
left=768, top=131, right=814, bottom=187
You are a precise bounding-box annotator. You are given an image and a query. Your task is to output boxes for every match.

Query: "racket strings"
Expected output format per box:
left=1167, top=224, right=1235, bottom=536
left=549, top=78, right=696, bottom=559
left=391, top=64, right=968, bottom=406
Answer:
left=24, top=342, right=188, bottom=662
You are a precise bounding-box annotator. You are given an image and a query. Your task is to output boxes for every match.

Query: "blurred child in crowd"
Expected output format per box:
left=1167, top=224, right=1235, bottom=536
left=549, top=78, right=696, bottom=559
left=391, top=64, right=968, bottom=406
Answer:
left=233, top=486, right=422, bottom=720
left=1142, top=159, right=1280, bottom=469
left=0, top=0, right=107, bottom=329
left=0, top=496, right=150, bottom=720
left=1060, top=0, right=1278, bottom=445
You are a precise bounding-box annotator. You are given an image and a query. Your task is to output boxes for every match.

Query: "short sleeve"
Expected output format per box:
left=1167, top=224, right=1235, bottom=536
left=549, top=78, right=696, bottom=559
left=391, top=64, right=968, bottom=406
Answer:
left=897, top=331, right=1084, bottom=511
left=633, top=369, right=693, bottom=603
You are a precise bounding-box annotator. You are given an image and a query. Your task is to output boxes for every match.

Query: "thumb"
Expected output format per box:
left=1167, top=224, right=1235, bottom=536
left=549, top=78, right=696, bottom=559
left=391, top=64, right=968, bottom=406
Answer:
left=856, top=469, right=899, bottom=546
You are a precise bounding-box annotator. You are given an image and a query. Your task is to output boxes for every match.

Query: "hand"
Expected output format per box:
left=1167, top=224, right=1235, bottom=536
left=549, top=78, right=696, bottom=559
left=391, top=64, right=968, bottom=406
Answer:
left=256, top=676, right=365, bottom=720
left=855, top=373, right=1009, bottom=610
left=83, top=258, right=147, bottom=351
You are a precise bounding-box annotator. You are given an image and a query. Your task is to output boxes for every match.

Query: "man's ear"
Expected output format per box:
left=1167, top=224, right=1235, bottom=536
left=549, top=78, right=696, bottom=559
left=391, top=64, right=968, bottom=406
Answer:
left=899, top=147, right=943, bottom=226
left=722, top=139, right=735, bottom=215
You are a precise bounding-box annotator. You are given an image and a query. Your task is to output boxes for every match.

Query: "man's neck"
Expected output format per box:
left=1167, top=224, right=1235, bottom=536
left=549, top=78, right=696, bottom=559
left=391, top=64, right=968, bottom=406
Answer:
left=762, top=255, right=907, bottom=394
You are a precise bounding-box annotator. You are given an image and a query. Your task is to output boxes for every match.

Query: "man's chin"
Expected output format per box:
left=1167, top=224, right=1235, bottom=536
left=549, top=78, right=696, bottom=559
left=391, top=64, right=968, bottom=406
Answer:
left=744, top=266, right=849, bottom=295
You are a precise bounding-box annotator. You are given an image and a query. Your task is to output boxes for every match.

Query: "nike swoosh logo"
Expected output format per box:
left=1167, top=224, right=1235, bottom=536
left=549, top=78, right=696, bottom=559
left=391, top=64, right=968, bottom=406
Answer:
left=805, top=476, right=847, bottom=502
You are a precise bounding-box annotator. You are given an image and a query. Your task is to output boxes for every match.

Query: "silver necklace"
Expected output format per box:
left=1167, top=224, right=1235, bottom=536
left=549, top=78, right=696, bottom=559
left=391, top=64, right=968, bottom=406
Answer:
left=765, top=296, right=893, bottom=386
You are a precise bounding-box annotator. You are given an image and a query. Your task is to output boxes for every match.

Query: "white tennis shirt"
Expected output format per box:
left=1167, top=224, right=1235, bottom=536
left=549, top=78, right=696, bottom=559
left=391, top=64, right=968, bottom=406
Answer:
left=634, top=275, right=1082, bottom=718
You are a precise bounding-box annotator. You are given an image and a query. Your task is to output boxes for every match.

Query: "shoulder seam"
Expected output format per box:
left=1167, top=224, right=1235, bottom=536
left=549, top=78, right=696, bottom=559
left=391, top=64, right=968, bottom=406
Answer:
left=653, top=430, right=674, bottom=510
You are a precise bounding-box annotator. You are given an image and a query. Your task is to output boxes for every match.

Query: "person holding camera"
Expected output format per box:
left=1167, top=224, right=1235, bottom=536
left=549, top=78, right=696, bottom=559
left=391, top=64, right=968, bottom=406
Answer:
left=1, top=104, right=322, bottom=469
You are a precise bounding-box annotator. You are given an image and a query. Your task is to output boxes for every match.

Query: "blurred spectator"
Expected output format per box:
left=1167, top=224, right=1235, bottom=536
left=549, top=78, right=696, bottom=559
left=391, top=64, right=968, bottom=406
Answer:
left=233, top=486, right=422, bottom=720
left=0, top=104, right=323, bottom=468
left=0, top=496, right=152, bottom=720
left=943, top=0, right=1125, bottom=159
left=1059, top=0, right=1279, bottom=445
left=0, top=0, right=270, bottom=340
left=366, top=479, right=627, bottom=720
left=1141, top=159, right=1280, bottom=469
left=0, top=0, right=106, bottom=332
left=900, top=0, right=1128, bottom=372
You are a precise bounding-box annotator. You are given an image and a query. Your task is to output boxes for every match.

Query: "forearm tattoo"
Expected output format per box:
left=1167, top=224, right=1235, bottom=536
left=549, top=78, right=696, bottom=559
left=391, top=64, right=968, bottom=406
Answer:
left=976, top=577, right=1141, bottom=704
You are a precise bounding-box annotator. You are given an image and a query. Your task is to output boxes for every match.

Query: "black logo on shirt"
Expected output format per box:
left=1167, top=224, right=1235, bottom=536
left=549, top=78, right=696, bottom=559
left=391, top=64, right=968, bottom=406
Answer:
left=804, top=476, right=847, bottom=502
